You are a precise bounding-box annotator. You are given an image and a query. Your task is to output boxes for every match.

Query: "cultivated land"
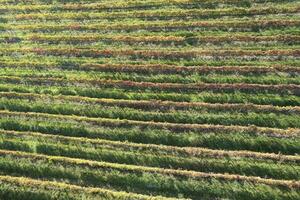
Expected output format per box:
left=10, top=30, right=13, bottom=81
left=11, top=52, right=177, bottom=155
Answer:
left=0, top=0, right=300, bottom=199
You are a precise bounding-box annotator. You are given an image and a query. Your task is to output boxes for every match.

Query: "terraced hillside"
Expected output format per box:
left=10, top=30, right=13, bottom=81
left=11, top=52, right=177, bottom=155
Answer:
left=0, top=0, right=300, bottom=199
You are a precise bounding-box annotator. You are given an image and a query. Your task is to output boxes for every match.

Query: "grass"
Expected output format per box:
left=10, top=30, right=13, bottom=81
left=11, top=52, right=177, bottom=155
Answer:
left=0, top=0, right=299, bottom=199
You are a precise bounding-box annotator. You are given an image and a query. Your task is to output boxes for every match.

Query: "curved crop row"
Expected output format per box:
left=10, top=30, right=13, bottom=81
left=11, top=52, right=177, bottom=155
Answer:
left=1, top=116, right=299, bottom=154
left=0, top=109, right=298, bottom=138
left=1, top=82, right=299, bottom=107
left=1, top=0, right=295, bottom=12
left=2, top=47, right=298, bottom=59
left=1, top=129, right=298, bottom=162
left=0, top=134, right=299, bottom=180
left=1, top=60, right=300, bottom=74
left=1, top=75, right=299, bottom=95
left=24, top=34, right=300, bottom=45
left=79, top=63, right=300, bottom=74
left=5, top=19, right=300, bottom=32
left=1, top=66, right=299, bottom=86
left=1, top=91, right=300, bottom=115
left=1, top=150, right=299, bottom=190
left=0, top=174, right=172, bottom=200
left=10, top=5, right=300, bottom=21
left=1, top=97, right=300, bottom=129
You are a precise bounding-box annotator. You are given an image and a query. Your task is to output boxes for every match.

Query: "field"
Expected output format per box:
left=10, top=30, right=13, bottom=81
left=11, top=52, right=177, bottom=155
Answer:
left=0, top=0, right=300, bottom=199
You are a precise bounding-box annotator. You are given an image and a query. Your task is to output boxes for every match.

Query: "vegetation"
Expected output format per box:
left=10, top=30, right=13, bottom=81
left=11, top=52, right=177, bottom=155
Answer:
left=0, top=0, right=299, bottom=199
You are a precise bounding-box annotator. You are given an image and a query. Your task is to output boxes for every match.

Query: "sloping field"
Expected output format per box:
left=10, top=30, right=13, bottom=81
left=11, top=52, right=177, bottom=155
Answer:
left=0, top=0, right=300, bottom=199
